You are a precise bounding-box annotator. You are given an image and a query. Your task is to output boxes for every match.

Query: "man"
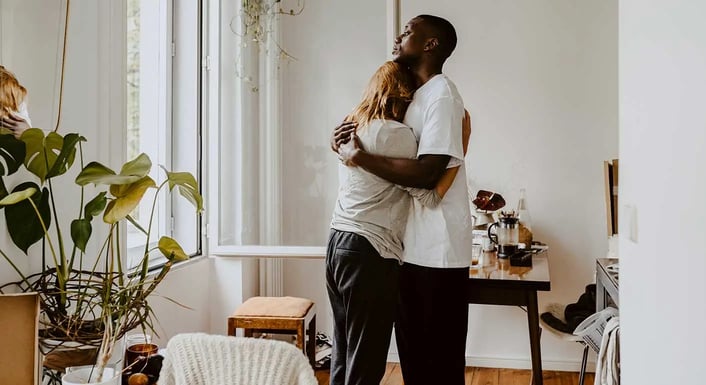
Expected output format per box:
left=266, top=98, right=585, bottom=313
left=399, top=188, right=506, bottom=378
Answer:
left=333, top=15, right=472, bottom=385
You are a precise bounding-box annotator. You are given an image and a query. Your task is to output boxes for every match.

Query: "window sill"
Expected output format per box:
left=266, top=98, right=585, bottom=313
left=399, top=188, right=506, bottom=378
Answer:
left=143, top=254, right=209, bottom=278
left=209, top=245, right=325, bottom=260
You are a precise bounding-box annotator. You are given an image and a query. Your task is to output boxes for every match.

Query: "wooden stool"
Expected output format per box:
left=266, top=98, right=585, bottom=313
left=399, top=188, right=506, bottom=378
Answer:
left=228, top=296, right=316, bottom=366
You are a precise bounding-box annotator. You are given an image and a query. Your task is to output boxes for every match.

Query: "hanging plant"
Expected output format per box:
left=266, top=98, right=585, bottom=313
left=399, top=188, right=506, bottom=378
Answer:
left=230, top=0, right=305, bottom=90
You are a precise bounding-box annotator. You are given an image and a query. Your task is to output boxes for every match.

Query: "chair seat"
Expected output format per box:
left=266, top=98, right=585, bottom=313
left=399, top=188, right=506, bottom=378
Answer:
left=228, top=296, right=317, bottom=367
left=233, top=296, right=314, bottom=318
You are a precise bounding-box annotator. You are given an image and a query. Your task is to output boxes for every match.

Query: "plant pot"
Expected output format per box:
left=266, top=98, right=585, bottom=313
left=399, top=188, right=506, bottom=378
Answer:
left=62, top=367, right=119, bottom=385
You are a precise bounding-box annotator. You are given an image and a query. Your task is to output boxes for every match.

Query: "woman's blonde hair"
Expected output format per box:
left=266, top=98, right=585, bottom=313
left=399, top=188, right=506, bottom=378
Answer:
left=0, top=65, right=27, bottom=119
left=347, top=61, right=416, bottom=129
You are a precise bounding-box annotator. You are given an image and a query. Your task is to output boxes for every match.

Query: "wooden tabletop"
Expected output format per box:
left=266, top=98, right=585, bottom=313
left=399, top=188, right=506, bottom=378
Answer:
left=469, top=250, right=551, bottom=291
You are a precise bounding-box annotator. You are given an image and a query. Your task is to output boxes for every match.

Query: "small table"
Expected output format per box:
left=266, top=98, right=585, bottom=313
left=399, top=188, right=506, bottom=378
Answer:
left=596, top=258, right=619, bottom=311
left=468, top=251, right=551, bottom=385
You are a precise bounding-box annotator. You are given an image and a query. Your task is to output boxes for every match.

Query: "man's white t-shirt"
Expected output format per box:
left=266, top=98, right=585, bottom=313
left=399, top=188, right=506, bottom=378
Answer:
left=402, top=74, right=473, bottom=268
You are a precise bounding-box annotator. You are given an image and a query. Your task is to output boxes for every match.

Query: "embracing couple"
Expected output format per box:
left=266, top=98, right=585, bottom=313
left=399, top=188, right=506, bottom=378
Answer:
left=327, top=14, right=473, bottom=385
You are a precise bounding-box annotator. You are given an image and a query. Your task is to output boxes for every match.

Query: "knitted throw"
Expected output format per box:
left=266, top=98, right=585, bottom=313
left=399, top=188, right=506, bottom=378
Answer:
left=159, top=333, right=318, bottom=385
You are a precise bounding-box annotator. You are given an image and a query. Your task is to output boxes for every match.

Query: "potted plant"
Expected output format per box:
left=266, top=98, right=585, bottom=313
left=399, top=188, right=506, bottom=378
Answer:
left=0, top=128, right=202, bottom=383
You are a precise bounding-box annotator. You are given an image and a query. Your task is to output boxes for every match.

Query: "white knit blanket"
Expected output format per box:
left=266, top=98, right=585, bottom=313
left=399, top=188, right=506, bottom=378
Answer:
left=159, top=333, right=318, bottom=385
left=594, top=317, right=620, bottom=385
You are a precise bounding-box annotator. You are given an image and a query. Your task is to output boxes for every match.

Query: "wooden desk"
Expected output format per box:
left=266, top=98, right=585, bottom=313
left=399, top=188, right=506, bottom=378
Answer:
left=596, top=258, right=619, bottom=311
left=468, top=251, right=551, bottom=385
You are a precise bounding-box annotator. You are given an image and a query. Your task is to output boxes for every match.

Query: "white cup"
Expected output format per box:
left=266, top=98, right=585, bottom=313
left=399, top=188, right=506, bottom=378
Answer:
left=62, top=367, right=119, bottom=385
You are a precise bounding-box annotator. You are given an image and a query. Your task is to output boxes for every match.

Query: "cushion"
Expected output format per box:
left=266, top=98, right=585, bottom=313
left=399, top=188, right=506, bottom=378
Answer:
left=233, top=296, right=314, bottom=318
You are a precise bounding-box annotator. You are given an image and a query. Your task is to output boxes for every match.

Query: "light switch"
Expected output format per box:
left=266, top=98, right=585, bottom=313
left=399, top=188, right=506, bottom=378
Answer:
left=624, top=204, right=638, bottom=243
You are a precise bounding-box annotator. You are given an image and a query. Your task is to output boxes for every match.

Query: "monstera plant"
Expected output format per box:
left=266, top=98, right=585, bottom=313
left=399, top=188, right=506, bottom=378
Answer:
left=0, top=128, right=202, bottom=379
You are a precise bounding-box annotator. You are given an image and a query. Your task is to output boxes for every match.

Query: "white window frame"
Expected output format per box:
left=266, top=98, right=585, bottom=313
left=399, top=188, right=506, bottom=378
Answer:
left=202, top=0, right=324, bottom=260
left=126, top=0, right=204, bottom=268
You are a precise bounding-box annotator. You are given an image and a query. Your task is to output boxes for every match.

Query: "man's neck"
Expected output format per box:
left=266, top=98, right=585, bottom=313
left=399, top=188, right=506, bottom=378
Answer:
left=412, top=61, right=444, bottom=87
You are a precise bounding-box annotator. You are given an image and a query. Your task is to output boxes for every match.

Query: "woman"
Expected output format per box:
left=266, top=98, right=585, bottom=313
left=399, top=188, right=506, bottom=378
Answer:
left=0, top=65, right=32, bottom=138
left=326, top=61, right=469, bottom=385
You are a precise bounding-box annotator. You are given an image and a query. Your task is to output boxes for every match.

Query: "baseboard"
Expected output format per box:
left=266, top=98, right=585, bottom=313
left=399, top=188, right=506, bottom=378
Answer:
left=386, top=353, right=595, bottom=373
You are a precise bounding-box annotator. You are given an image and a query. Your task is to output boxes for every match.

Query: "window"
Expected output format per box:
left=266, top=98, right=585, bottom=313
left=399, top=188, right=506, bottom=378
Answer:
left=126, top=0, right=202, bottom=268
left=205, top=0, right=326, bottom=259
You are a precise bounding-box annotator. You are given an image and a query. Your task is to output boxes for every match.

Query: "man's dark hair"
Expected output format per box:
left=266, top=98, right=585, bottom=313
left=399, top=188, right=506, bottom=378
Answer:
left=416, top=15, right=457, bottom=60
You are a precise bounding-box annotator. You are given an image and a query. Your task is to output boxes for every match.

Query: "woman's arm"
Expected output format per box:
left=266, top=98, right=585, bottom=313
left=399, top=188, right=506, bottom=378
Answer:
left=401, top=110, right=472, bottom=208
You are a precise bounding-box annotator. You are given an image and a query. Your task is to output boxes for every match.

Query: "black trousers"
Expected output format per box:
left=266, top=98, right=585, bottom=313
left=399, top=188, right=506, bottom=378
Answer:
left=395, top=262, right=469, bottom=385
left=326, top=230, right=400, bottom=385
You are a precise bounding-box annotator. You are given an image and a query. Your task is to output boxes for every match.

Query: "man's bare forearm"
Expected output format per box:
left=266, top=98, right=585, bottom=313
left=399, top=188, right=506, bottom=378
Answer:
left=351, top=150, right=449, bottom=189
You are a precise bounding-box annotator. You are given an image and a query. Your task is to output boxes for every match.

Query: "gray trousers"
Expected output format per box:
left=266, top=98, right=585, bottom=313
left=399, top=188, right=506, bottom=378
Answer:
left=325, top=230, right=399, bottom=385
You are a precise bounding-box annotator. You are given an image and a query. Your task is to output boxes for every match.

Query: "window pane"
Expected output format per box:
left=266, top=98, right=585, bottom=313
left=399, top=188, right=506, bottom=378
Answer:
left=127, top=0, right=201, bottom=265
left=126, top=0, right=171, bottom=267
left=171, top=0, right=201, bottom=257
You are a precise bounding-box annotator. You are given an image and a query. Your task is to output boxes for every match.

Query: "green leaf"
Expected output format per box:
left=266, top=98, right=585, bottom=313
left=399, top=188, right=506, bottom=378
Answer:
left=162, top=167, right=203, bottom=212
left=0, top=187, right=37, bottom=206
left=158, top=236, right=189, bottom=261
left=76, top=162, right=133, bottom=186
left=119, top=153, right=151, bottom=178
left=76, top=154, right=153, bottom=186
left=0, top=134, right=27, bottom=176
left=103, top=176, right=156, bottom=224
left=71, top=219, right=92, bottom=252
left=4, top=183, right=51, bottom=254
left=84, top=192, right=107, bottom=219
left=21, top=129, right=63, bottom=183
left=126, top=215, right=148, bottom=236
left=46, top=133, right=86, bottom=179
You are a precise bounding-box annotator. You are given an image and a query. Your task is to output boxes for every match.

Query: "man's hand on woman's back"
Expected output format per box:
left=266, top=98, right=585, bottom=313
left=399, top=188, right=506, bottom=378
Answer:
left=0, top=113, right=30, bottom=139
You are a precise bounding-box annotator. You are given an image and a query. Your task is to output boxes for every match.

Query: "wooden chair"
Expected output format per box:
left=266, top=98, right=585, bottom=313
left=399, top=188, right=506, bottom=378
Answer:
left=539, top=305, right=591, bottom=385
left=228, top=296, right=316, bottom=366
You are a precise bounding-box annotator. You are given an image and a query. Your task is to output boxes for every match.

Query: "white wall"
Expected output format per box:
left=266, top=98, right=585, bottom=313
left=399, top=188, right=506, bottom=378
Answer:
left=149, top=258, right=211, bottom=347
left=280, top=0, right=618, bottom=370
left=0, top=0, right=63, bottom=131
left=208, top=257, right=259, bottom=335
left=619, top=1, right=706, bottom=384
left=0, top=0, right=64, bottom=286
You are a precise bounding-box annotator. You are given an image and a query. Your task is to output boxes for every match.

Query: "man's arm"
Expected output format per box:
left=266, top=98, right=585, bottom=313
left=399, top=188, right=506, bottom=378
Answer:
left=338, top=134, right=449, bottom=189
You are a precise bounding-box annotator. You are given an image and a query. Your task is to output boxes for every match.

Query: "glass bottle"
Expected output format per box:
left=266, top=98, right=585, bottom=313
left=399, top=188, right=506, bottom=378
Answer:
left=517, top=188, right=533, bottom=247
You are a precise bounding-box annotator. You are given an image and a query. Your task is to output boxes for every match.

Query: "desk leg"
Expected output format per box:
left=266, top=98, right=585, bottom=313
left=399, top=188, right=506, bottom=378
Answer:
left=527, top=291, right=543, bottom=385
left=596, top=277, right=606, bottom=312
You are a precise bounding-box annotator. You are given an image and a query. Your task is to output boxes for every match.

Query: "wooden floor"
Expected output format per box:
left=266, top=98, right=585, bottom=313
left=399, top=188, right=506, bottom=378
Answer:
left=315, top=363, right=595, bottom=385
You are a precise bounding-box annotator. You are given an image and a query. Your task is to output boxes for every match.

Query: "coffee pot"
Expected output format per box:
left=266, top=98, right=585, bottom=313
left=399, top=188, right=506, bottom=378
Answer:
left=487, top=212, right=520, bottom=258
